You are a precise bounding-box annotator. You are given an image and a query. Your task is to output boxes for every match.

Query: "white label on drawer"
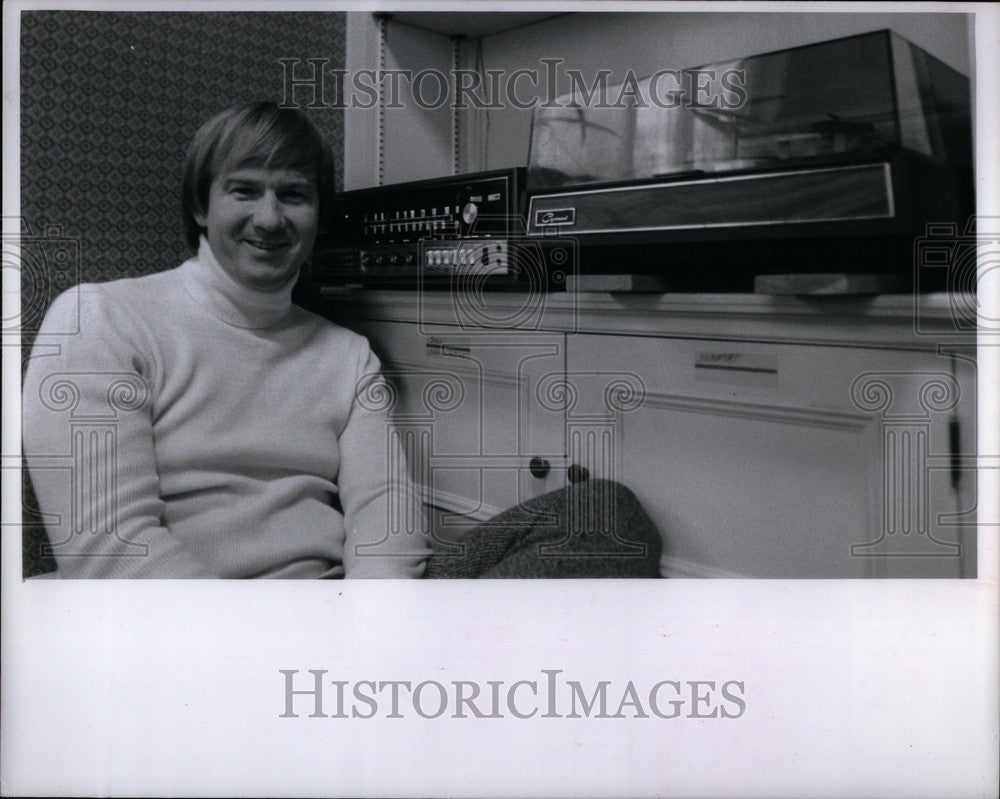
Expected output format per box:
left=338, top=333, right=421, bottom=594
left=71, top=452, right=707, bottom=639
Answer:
left=695, top=352, right=778, bottom=386
left=427, top=337, right=471, bottom=359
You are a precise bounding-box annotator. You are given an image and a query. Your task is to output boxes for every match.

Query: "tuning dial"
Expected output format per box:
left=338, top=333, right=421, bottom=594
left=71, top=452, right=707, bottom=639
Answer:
left=462, top=202, right=478, bottom=228
left=529, top=457, right=550, bottom=479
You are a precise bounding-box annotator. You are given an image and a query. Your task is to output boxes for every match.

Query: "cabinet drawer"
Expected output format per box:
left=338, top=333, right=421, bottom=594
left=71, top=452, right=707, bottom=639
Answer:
left=348, top=319, right=566, bottom=526
left=566, top=335, right=960, bottom=414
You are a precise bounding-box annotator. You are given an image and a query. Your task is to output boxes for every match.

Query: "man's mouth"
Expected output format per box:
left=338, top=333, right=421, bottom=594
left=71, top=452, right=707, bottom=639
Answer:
left=245, top=238, right=290, bottom=252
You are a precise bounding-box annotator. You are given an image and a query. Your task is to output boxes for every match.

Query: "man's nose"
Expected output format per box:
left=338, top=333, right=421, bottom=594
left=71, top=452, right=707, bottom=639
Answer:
left=252, top=193, right=284, bottom=230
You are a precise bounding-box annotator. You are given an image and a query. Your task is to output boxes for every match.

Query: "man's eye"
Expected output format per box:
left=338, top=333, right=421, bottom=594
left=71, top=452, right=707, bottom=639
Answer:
left=230, top=185, right=258, bottom=198
left=282, top=190, right=310, bottom=203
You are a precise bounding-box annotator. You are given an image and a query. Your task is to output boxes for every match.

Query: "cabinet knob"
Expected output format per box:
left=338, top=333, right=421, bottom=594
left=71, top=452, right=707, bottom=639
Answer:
left=567, top=464, right=590, bottom=484
left=529, top=457, right=550, bottom=479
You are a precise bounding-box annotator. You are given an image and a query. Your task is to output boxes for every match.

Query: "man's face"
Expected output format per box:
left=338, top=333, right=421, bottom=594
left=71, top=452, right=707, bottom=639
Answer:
left=195, top=165, right=319, bottom=292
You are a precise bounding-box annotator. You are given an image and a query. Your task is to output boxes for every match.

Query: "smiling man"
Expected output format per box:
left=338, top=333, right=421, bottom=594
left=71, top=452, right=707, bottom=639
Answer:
left=22, top=102, right=433, bottom=578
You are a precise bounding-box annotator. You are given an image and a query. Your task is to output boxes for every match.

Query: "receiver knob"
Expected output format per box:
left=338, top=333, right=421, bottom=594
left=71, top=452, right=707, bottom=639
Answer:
left=462, top=202, right=479, bottom=227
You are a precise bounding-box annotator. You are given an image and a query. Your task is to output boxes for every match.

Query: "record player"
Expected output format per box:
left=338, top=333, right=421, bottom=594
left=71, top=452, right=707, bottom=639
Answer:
left=525, top=30, right=973, bottom=292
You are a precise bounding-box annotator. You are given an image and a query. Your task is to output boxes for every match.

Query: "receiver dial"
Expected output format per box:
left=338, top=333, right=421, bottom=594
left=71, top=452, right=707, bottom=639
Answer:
left=461, top=202, right=478, bottom=229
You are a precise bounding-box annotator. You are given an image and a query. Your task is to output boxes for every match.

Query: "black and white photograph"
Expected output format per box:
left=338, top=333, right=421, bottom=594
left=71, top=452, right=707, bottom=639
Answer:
left=2, top=1, right=998, bottom=796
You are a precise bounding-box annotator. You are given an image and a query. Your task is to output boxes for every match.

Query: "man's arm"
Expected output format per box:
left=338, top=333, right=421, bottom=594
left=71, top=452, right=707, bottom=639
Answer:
left=337, top=341, right=432, bottom=579
left=22, top=288, right=214, bottom=578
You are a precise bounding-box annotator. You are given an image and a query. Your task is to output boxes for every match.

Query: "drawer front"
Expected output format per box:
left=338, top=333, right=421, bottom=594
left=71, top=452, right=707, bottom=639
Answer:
left=566, top=334, right=970, bottom=578
left=348, top=319, right=567, bottom=531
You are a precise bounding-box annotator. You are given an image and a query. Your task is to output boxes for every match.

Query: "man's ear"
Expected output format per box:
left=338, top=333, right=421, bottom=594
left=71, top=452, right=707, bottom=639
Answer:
left=193, top=206, right=207, bottom=227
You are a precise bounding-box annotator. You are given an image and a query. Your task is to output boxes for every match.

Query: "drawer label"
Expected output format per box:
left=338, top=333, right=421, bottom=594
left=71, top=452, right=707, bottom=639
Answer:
left=695, top=352, right=778, bottom=386
left=427, top=337, right=472, bottom=358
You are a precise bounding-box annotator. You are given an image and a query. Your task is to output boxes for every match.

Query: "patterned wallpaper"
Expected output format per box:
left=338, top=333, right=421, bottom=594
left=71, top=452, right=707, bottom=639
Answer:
left=20, top=10, right=347, bottom=576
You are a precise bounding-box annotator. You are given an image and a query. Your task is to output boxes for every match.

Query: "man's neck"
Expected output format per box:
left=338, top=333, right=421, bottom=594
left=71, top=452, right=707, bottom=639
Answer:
left=179, top=237, right=298, bottom=329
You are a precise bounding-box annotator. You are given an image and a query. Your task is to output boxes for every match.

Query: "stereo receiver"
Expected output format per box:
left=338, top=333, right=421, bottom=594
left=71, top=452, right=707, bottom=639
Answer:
left=314, top=168, right=527, bottom=288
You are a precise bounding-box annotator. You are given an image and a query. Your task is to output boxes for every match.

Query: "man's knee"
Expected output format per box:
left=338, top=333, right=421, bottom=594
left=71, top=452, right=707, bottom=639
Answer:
left=566, top=479, right=662, bottom=558
left=574, top=478, right=640, bottom=508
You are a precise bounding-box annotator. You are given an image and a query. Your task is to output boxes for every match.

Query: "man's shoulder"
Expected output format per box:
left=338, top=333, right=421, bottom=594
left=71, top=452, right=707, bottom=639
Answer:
left=58, top=266, right=183, bottom=314
left=87, top=266, right=184, bottom=302
left=40, top=267, right=186, bottom=344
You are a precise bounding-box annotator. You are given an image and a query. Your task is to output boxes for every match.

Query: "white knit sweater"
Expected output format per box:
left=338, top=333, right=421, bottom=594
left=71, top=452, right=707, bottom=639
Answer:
left=22, top=239, right=430, bottom=578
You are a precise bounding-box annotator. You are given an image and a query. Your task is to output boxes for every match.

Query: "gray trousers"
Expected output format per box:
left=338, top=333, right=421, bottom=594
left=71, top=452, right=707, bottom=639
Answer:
left=424, top=480, right=662, bottom=579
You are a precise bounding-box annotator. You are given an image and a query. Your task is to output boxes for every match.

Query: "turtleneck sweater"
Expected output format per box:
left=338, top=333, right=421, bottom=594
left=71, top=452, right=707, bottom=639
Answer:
left=22, top=238, right=431, bottom=578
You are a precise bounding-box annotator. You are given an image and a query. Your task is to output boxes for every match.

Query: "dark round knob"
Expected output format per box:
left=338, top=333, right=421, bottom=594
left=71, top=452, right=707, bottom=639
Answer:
left=529, top=457, right=550, bottom=479
left=567, top=464, right=590, bottom=484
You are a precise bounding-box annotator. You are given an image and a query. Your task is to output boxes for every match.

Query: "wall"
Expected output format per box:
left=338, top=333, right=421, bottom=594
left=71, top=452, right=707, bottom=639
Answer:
left=20, top=11, right=346, bottom=336
left=344, top=13, right=454, bottom=189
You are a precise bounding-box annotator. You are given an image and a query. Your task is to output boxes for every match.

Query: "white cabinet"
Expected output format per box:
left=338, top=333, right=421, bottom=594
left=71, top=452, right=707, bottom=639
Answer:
left=327, top=291, right=976, bottom=578
left=346, top=318, right=565, bottom=539
left=564, top=334, right=972, bottom=578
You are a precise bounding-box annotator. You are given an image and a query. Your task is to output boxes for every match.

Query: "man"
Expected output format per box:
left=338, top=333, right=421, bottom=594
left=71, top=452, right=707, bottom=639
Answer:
left=23, top=101, right=661, bottom=579
left=23, top=101, right=432, bottom=578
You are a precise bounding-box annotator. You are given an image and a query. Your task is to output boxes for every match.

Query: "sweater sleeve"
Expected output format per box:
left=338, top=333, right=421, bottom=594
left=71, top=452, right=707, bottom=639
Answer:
left=22, top=288, right=214, bottom=578
left=337, top=339, right=432, bottom=579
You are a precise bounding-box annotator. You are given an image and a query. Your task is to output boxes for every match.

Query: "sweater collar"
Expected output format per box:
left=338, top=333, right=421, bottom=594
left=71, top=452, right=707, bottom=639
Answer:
left=179, top=236, right=297, bottom=329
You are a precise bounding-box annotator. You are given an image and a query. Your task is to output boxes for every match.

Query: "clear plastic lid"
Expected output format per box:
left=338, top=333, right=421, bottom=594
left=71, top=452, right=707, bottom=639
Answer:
left=526, top=30, right=970, bottom=190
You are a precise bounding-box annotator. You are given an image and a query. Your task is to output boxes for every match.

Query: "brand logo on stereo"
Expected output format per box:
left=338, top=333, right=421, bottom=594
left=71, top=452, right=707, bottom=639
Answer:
left=536, top=209, right=576, bottom=227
